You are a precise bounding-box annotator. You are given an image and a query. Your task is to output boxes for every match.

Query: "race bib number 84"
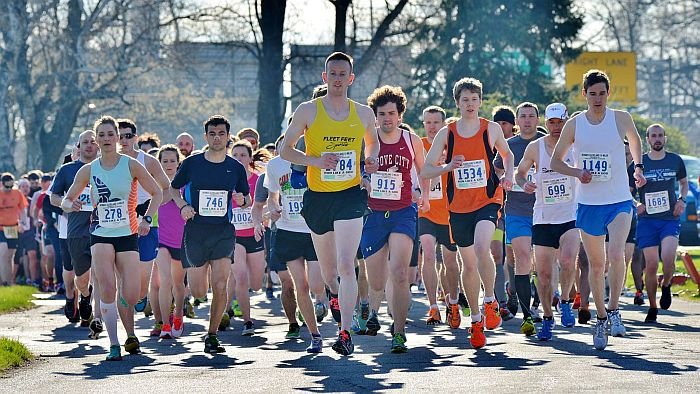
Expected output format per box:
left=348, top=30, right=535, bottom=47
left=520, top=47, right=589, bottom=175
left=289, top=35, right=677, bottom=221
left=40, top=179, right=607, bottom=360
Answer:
left=321, top=150, right=356, bottom=182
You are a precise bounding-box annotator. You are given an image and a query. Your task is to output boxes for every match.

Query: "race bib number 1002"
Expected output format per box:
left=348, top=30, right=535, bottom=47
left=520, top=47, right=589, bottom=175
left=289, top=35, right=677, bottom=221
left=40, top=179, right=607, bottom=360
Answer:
left=454, top=160, right=487, bottom=189
left=231, top=207, right=253, bottom=230
left=321, top=150, right=356, bottom=182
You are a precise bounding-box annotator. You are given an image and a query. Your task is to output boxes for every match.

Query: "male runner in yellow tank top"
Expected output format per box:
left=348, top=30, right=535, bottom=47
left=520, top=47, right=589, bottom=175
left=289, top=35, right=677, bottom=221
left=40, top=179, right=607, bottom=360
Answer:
left=281, top=52, right=379, bottom=355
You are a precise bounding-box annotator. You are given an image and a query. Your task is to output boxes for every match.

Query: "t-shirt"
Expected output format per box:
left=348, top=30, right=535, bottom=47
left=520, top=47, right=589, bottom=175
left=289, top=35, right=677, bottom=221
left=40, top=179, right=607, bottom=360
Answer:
left=255, top=173, right=268, bottom=203
left=264, top=156, right=310, bottom=233
left=170, top=152, right=249, bottom=225
left=0, top=189, right=28, bottom=227
left=494, top=131, right=546, bottom=216
left=629, top=152, right=687, bottom=220
left=158, top=200, right=185, bottom=249
left=51, top=160, right=92, bottom=238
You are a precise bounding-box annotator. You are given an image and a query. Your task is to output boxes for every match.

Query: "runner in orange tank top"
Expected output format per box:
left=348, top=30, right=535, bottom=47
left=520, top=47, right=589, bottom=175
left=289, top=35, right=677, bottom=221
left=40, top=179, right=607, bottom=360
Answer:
left=422, top=77, right=514, bottom=350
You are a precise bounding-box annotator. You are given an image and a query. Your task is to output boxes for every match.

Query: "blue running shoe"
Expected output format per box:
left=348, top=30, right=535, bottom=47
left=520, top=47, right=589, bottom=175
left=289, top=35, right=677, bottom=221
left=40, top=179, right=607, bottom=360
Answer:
left=134, top=296, right=148, bottom=313
left=537, top=317, right=554, bottom=341
left=358, top=302, right=370, bottom=332
left=560, top=301, right=575, bottom=328
left=307, top=334, right=323, bottom=353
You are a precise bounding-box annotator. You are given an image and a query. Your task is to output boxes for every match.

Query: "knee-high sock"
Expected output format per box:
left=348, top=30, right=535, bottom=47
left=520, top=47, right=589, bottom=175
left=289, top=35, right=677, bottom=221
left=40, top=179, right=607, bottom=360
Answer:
left=514, top=274, right=532, bottom=319
left=101, top=300, right=119, bottom=346
left=495, top=263, right=506, bottom=303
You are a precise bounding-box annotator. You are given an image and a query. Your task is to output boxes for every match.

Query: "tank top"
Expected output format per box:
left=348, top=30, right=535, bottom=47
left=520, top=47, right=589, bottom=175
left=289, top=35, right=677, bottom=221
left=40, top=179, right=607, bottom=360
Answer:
left=368, top=130, right=414, bottom=211
left=136, top=151, right=150, bottom=205
left=419, top=137, right=450, bottom=225
left=90, top=155, right=138, bottom=237
left=533, top=138, right=577, bottom=224
left=231, top=172, right=258, bottom=237
left=573, top=108, right=632, bottom=205
left=158, top=200, right=184, bottom=249
left=445, top=118, right=503, bottom=213
left=305, top=99, right=364, bottom=192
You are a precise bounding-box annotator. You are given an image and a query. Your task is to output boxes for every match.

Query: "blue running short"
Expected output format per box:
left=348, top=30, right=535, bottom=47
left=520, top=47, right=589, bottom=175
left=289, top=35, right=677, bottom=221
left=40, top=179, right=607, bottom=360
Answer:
left=636, top=217, right=681, bottom=249
left=361, top=205, right=417, bottom=259
left=576, top=200, right=634, bottom=236
left=505, top=214, right=533, bottom=244
left=138, top=227, right=159, bottom=262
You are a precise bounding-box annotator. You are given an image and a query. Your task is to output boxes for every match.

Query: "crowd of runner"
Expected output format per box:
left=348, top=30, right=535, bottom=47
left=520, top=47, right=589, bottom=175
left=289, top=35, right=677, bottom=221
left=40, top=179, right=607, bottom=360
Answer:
left=0, top=52, right=689, bottom=360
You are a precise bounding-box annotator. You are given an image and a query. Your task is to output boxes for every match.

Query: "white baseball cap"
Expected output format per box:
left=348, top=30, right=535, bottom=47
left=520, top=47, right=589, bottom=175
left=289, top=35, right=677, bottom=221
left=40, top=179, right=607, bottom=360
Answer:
left=545, top=103, right=568, bottom=120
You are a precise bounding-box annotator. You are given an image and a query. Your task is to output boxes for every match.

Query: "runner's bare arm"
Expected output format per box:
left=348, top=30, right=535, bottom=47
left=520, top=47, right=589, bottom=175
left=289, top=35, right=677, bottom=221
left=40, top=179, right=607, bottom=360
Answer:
left=411, top=133, right=430, bottom=194
left=251, top=199, right=267, bottom=241
left=490, top=121, right=514, bottom=191
left=144, top=154, right=172, bottom=194
left=129, top=158, right=163, bottom=220
left=675, top=176, right=689, bottom=217
left=358, top=104, right=380, bottom=173
left=61, top=165, right=91, bottom=212
left=551, top=120, right=585, bottom=180
left=421, top=126, right=453, bottom=179
left=280, top=102, right=315, bottom=167
left=619, top=111, right=646, bottom=188
left=516, top=142, right=538, bottom=193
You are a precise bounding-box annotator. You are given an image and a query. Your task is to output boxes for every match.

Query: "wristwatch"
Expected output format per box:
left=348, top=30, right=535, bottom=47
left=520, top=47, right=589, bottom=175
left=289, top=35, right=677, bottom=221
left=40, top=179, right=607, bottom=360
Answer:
left=679, top=196, right=686, bottom=202
left=143, top=215, right=153, bottom=224
left=634, top=163, right=644, bottom=170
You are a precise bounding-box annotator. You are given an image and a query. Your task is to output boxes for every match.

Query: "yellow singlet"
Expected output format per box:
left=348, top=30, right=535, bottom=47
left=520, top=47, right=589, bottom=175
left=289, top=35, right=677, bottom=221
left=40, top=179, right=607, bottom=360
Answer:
left=305, top=99, right=364, bottom=192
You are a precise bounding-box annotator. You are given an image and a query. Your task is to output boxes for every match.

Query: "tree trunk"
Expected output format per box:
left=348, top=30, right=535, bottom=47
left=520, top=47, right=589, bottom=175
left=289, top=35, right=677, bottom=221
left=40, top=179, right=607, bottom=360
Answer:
left=255, top=0, right=286, bottom=143
left=332, top=0, right=351, bottom=52
left=0, top=65, right=16, bottom=173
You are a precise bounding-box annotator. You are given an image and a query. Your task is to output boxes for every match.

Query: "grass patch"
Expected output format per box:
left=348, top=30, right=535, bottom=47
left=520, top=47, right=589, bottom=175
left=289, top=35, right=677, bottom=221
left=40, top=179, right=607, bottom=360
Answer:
left=625, top=249, right=700, bottom=302
left=0, top=286, right=37, bottom=314
left=0, top=338, right=33, bottom=372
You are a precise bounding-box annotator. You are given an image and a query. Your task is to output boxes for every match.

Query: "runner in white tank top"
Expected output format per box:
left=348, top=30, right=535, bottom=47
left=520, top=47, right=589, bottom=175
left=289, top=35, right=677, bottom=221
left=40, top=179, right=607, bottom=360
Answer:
left=549, top=70, right=646, bottom=351
left=516, top=103, right=580, bottom=341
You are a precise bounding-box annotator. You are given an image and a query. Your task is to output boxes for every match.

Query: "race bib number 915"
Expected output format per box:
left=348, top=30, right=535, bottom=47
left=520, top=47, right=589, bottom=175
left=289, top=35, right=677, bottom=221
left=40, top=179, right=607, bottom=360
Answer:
left=321, top=150, right=356, bottom=182
left=370, top=171, right=402, bottom=200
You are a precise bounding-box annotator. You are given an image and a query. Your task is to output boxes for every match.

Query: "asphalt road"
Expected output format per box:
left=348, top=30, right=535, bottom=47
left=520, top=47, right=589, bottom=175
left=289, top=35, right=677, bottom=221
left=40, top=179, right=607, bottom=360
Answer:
left=1, top=289, right=698, bottom=392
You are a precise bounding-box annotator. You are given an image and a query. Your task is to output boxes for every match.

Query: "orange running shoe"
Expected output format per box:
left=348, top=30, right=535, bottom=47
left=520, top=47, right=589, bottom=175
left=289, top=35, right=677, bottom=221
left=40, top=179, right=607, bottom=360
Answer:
left=426, top=307, right=442, bottom=325
left=573, top=292, right=581, bottom=310
left=469, top=316, right=486, bottom=349
left=484, top=300, right=502, bottom=330
left=446, top=303, right=461, bottom=329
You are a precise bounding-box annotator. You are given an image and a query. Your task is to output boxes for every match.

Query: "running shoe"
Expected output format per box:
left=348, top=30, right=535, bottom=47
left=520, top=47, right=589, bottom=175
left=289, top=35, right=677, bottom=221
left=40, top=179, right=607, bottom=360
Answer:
left=520, top=316, right=536, bottom=336
left=307, top=334, right=323, bottom=353
left=233, top=299, right=243, bottom=317
left=150, top=321, right=163, bottom=337
left=483, top=300, right=502, bottom=330
left=106, top=345, right=122, bottom=361
left=184, top=299, right=195, bottom=318
left=88, top=318, right=103, bottom=340
left=552, top=291, right=561, bottom=312
left=331, top=330, right=354, bottom=356
left=351, top=309, right=363, bottom=334
left=204, top=333, right=225, bottom=353
left=219, top=313, right=230, bottom=331
left=358, top=302, right=370, bottom=332
left=437, top=290, right=446, bottom=302
left=286, top=323, right=301, bottom=339
left=660, top=285, right=672, bottom=310
left=365, top=311, right=381, bottom=336
left=469, top=316, right=486, bottom=349
left=446, top=302, right=461, bottom=329
left=78, top=293, right=92, bottom=321
left=80, top=317, right=91, bottom=328
left=242, top=320, right=255, bottom=336
left=499, top=302, right=514, bottom=321
left=633, top=290, right=645, bottom=306
left=315, top=302, right=328, bottom=323
left=426, top=306, right=441, bottom=325
left=143, top=300, right=153, bottom=317
left=507, top=290, right=519, bottom=316
left=329, top=295, right=341, bottom=324
left=645, top=307, right=658, bottom=323
left=391, top=333, right=408, bottom=353
left=265, top=287, right=275, bottom=300
left=124, top=335, right=141, bottom=354
left=607, top=309, right=626, bottom=337
left=572, top=292, right=581, bottom=310
left=458, top=293, right=470, bottom=315
left=593, top=318, right=608, bottom=350
left=537, top=317, right=554, bottom=341
left=134, top=296, right=148, bottom=313
left=64, top=295, right=78, bottom=322
left=193, top=296, right=207, bottom=307
left=530, top=307, right=543, bottom=323
left=560, top=301, right=575, bottom=328
left=578, top=307, right=591, bottom=324
left=297, top=309, right=305, bottom=325
left=172, top=316, right=184, bottom=338
left=160, top=323, right=173, bottom=339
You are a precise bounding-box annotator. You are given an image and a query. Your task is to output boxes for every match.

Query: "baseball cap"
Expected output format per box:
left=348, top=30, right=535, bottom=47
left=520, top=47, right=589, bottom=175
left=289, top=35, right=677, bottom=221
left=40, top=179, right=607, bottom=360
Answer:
left=545, top=103, right=568, bottom=120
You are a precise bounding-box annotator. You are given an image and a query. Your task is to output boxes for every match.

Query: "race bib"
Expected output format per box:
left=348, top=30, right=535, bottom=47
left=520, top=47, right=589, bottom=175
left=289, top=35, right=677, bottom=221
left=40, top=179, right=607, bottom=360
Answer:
left=321, top=150, right=356, bottom=182
left=370, top=171, right=402, bottom=200
left=454, top=160, right=487, bottom=189
left=581, top=152, right=610, bottom=182
left=543, top=177, right=573, bottom=205
left=78, top=186, right=93, bottom=212
left=199, top=190, right=227, bottom=217
left=2, top=226, right=18, bottom=240
left=645, top=190, right=670, bottom=214
left=231, top=207, right=253, bottom=230
left=282, top=194, right=304, bottom=222
left=97, top=200, right=128, bottom=228
left=429, top=177, right=443, bottom=200
left=512, top=167, right=536, bottom=192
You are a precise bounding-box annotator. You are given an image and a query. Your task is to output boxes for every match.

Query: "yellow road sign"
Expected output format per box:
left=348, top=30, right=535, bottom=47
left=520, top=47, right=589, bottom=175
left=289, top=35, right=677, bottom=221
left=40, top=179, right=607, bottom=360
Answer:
left=565, top=52, right=637, bottom=104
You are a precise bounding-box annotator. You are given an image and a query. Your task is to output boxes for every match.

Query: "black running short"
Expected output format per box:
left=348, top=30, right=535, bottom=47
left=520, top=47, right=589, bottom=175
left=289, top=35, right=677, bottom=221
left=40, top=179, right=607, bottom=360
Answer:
left=448, top=204, right=500, bottom=247
left=90, top=234, right=139, bottom=253
left=67, top=237, right=92, bottom=276
left=418, top=217, right=457, bottom=252
left=236, top=235, right=265, bottom=255
left=532, top=220, right=577, bottom=249
left=270, top=229, right=318, bottom=272
left=158, top=243, right=182, bottom=262
left=301, top=186, right=367, bottom=235
left=182, top=222, right=235, bottom=268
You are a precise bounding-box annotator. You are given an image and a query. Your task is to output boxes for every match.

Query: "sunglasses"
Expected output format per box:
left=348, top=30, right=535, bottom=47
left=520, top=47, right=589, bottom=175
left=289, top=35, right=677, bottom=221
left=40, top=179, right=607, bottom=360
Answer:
left=119, top=133, right=136, bottom=140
